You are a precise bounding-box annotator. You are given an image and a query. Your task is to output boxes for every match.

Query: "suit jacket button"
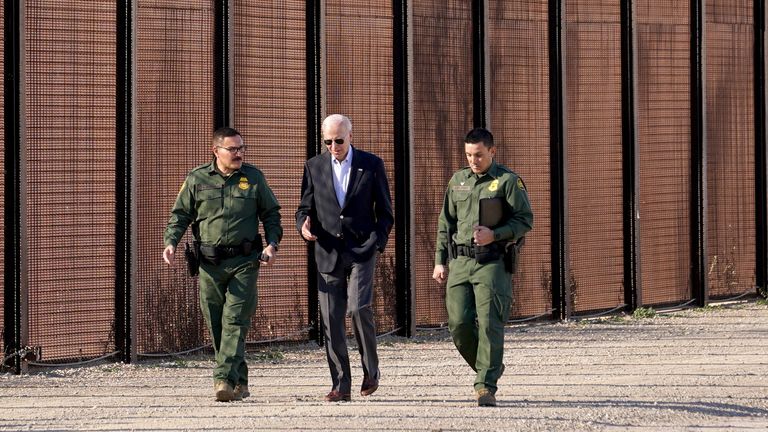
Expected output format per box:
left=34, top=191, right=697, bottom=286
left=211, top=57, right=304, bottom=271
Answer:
left=340, top=215, right=344, bottom=219
left=336, top=233, right=342, bottom=238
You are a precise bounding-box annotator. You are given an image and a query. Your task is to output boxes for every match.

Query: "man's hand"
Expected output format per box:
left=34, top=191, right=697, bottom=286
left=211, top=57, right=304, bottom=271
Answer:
left=162, top=245, right=176, bottom=266
left=260, top=244, right=278, bottom=266
left=472, top=225, right=494, bottom=246
left=301, top=217, right=317, bottom=241
left=433, top=264, right=447, bottom=285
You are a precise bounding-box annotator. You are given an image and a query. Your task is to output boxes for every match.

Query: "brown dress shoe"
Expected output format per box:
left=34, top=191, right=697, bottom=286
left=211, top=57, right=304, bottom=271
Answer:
left=324, top=390, right=351, bottom=402
left=233, top=383, right=250, bottom=400
left=360, top=377, right=379, bottom=396
left=214, top=380, right=235, bottom=402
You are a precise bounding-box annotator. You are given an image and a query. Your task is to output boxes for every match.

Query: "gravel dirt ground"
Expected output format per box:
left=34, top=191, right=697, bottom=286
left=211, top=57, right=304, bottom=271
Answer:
left=1, top=301, right=767, bottom=431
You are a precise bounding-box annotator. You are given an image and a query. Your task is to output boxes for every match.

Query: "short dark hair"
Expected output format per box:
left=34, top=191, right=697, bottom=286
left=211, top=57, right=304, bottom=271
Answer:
left=464, top=127, right=494, bottom=148
left=213, top=126, right=241, bottom=143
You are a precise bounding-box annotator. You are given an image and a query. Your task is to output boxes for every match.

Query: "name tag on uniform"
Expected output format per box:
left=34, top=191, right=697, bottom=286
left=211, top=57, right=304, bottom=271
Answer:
left=197, top=184, right=223, bottom=191
left=452, top=185, right=471, bottom=192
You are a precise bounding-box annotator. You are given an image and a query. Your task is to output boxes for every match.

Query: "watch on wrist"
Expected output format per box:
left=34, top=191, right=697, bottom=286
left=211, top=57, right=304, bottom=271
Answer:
left=269, top=241, right=279, bottom=252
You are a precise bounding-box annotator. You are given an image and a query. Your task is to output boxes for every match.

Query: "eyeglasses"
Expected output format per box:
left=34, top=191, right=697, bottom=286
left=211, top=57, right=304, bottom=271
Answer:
left=323, top=138, right=345, bottom=146
left=217, top=145, right=246, bottom=154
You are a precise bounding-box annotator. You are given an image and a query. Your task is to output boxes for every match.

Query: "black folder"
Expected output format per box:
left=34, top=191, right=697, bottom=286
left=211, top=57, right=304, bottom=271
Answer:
left=479, top=197, right=503, bottom=228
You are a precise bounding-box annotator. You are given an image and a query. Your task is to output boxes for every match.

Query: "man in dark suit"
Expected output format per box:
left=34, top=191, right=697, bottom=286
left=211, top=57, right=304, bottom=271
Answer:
left=296, top=114, right=394, bottom=402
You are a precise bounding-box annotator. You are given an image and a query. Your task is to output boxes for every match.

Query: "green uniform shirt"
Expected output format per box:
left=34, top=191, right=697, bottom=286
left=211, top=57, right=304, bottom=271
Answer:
left=164, top=160, right=282, bottom=248
left=435, top=160, right=533, bottom=266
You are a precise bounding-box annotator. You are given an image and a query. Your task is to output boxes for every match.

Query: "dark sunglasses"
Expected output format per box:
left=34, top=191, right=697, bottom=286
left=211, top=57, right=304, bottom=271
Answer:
left=323, top=138, right=345, bottom=146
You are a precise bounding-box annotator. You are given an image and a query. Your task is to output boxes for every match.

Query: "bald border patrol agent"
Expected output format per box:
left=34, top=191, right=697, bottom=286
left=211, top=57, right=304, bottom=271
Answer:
left=163, top=127, right=282, bottom=402
left=432, top=127, right=533, bottom=407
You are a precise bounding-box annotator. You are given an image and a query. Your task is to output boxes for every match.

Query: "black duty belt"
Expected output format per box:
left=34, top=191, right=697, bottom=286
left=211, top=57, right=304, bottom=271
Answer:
left=200, top=240, right=254, bottom=259
left=456, top=244, right=475, bottom=258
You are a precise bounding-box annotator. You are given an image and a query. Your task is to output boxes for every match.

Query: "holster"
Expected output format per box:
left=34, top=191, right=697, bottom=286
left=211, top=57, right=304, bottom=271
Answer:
left=448, top=240, right=458, bottom=260
left=447, top=228, right=458, bottom=260
left=184, top=240, right=201, bottom=277
left=503, top=237, right=526, bottom=274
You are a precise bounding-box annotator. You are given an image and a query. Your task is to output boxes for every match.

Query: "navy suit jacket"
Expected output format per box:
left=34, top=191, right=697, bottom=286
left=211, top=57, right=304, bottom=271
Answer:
left=296, top=147, right=394, bottom=273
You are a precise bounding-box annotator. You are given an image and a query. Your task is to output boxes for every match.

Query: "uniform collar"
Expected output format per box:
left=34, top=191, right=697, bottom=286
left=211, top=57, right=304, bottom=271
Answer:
left=463, top=160, right=500, bottom=180
left=485, top=160, right=501, bottom=179
left=207, top=159, right=242, bottom=177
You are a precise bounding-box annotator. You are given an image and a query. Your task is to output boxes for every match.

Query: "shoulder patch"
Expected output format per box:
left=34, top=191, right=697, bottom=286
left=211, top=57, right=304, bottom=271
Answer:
left=517, top=177, right=527, bottom=191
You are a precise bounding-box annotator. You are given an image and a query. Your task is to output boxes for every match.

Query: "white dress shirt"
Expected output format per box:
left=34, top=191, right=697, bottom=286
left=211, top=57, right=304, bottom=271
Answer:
left=331, top=146, right=353, bottom=207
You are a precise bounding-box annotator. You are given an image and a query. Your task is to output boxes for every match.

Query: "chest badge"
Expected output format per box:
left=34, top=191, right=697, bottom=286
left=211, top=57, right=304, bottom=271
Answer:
left=238, top=177, right=250, bottom=190
left=488, top=179, right=499, bottom=192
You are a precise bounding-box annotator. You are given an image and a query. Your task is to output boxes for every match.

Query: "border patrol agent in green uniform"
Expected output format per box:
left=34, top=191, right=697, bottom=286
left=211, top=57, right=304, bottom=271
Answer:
left=433, top=128, right=533, bottom=407
left=162, top=127, right=282, bottom=402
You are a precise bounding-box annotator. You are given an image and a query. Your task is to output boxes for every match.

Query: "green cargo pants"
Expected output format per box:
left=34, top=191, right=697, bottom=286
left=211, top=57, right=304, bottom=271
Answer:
left=445, top=255, right=511, bottom=393
left=198, top=254, right=260, bottom=386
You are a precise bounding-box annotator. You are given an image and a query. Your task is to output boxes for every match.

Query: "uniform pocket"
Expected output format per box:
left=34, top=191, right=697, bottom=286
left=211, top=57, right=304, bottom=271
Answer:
left=231, top=184, right=258, bottom=213
left=453, top=191, right=470, bottom=201
left=197, top=187, right=222, bottom=200
left=232, top=184, right=258, bottom=199
left=493, top=290, right=512, bottom=323
left=480, top=191, right=503, bottom=200
left=453, top=191, right=472, bottom=221
left=196, top=186, right=223, bottom=212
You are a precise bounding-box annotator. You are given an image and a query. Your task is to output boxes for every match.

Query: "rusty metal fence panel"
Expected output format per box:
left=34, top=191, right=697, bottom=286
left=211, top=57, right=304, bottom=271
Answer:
left=564, top=0, right=626, bottom=315
left=2, top=1, right=767, bottom=365
left=410, top=0, right=473, bottom=326
left=488, top=0, right=552, bottom=319
left=636, top=1, right=692, bottom=306
left=705, top=0, right=757, bottom=299
left=134, top=0, right=214, bottom=354
left=24, top=1, right=117, bottom=362
left=232, top=0, right=309, bottom=342
left=324, top=0, right=399, bottom=333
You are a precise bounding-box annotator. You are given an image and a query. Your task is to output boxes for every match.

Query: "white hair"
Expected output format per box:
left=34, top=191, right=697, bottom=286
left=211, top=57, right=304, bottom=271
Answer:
left=322, top=114, right=352, bottom=134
